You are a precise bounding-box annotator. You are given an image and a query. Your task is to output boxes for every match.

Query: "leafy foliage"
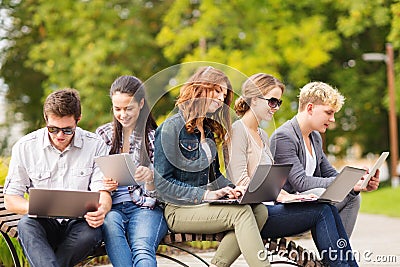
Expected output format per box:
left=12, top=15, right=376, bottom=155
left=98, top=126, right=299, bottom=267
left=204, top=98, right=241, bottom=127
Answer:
left=1, top=0, right=173, bottom=133
left=1, top=0, right=400, bottom=158
left=0, top=157, right=9, bottom=185
left=157, top=0, right=340, bottom=86
left=156, top=0, right=398, bottom=157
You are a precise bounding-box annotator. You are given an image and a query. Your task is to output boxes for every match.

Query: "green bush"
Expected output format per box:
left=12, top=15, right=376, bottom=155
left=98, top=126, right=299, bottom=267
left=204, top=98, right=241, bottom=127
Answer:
left=0, top=157, right=9, bottom=185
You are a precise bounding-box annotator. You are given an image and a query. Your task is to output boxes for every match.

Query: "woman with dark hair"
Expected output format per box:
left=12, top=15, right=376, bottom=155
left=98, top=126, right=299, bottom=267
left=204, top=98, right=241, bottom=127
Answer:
left=154, top=66, right=270, bottom=267
left=96, top=75, right=168, bottom=267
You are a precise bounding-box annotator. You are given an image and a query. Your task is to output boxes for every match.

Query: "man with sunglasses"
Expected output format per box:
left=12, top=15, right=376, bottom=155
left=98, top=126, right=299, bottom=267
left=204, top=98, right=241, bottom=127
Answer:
left=4, top=88, right=112, bottom=267
left=270, top=81, right=380, bottom=238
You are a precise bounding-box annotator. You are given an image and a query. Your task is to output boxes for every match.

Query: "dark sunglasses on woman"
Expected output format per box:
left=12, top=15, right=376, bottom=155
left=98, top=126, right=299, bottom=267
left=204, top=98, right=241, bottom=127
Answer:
left=257, top=96, right=283, bottom=108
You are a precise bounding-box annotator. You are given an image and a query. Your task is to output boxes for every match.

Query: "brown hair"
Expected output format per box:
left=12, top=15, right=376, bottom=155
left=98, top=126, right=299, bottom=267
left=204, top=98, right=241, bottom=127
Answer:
left=234, top=73, right=285, bottom=117
left=109, top=75, right=157, bottom=166
left=43, top=88, right=81, bottom=121
left=176, top=66, right=233, bottom=143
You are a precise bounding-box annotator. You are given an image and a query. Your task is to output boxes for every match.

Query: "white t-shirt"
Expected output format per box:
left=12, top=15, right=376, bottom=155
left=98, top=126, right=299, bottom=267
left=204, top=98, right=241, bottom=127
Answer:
left=303, top=138, right=317, bottom=176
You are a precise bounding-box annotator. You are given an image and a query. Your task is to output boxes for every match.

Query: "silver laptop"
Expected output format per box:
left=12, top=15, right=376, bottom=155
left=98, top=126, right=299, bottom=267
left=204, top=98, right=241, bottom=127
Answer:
left=281, top=166, right=366, bottom=204
left=94, top=153, right=138, bottom=186
left=203, top=164, right=293, bottom=204
left=28, top=188, right=100, bottom=219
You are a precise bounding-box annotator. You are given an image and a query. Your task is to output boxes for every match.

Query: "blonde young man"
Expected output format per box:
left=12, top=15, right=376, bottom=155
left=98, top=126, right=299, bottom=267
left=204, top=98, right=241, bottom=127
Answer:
left=270, top=82, right=380, bottom=237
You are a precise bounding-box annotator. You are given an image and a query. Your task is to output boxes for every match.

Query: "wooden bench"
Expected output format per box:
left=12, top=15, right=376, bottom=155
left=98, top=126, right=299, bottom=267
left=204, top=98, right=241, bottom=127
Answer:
left=0, top=187, right=324, bottom=267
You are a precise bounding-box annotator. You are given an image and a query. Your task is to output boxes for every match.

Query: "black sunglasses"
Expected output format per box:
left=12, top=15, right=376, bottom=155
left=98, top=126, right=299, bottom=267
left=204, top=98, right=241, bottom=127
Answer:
left=257, top=96, right=283, bottom=108
left=47, top=126, right=75, bottom=135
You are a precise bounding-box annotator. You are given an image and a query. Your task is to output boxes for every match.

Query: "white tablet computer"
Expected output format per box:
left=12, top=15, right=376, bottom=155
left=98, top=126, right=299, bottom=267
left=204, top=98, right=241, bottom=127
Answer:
left=95, top=153, right=138, bottom=186
left=360, top=152, right=389, bottom=189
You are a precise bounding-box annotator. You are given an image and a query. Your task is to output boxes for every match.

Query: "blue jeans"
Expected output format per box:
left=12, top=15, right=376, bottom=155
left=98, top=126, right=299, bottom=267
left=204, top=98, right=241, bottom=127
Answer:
left=102, top=202, right=168, bottom=267
left=261, top=203, right=358, bottom=267
left=18, top=215, right=102, bottom=267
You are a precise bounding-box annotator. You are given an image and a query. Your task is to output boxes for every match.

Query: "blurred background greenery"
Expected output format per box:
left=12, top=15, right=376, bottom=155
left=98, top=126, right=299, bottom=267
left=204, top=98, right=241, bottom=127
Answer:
left=1, top=1, right=400, bottom=265
left=0, top=0, right=400, bottom=222
left=1, top=0, right=400, bottom=161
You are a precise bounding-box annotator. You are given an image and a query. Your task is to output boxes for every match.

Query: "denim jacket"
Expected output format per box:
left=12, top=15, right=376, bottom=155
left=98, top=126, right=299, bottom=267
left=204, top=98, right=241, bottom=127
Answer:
left=154, top=111, right=233, bottom=205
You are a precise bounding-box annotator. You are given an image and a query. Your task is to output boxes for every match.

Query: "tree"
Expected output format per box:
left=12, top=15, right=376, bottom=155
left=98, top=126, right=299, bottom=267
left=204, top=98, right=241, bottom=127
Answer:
left=314, top=0, right=394, bottom=156
left=157, top=0, right=339, bottom=86
left=0, top=0, right=173, bottom=134
left=1, top=0, right=399, bottom=158
left=156, top=0, right=398, bottom=157
left=0, top=0, right=47, bottom=134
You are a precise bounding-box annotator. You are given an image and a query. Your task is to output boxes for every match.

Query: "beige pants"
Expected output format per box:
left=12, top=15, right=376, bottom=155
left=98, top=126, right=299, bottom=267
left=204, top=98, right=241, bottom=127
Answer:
left=164, top=203, right=269, bottom=267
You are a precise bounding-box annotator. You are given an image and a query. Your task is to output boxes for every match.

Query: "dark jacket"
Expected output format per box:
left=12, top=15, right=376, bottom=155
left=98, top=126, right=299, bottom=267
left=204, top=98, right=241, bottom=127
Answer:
left=270, top=116, right=337, bottom=193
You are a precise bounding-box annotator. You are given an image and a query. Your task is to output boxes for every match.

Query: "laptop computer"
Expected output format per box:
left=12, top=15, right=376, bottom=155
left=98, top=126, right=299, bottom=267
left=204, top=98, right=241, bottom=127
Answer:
left=94, top=153, right=138, bottom=186
left=28, top=188, right=100, bottom=219
left=280, top=166, right=366, bottom=204
left=360, top=152, right=389, bottom=189
left=203, top=163, right=293, bottom=204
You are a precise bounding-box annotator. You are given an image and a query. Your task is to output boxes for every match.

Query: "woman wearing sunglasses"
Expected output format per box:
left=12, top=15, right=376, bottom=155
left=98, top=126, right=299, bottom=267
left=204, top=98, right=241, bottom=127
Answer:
left=96, top=76, right=168, bottom=267
left=227, top=73, right=358, bottom=266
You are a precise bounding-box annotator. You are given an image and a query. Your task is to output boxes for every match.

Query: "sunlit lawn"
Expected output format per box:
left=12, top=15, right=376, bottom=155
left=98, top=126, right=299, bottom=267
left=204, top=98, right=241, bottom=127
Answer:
left=360, top=185, right=400, bottom=217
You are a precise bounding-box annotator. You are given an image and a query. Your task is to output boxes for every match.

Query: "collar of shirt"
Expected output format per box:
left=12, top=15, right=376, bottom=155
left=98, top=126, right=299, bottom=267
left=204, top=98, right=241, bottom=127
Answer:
left=41, top=127, right=84, bottom=150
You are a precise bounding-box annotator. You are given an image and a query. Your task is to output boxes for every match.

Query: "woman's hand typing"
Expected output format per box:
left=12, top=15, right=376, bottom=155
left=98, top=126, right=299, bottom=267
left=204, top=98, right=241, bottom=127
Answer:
left=203, top=186, right=243, bottom=200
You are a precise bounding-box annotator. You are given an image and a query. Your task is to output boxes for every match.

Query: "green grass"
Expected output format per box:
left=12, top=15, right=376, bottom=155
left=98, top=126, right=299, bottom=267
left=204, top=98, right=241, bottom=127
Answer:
left=360, top=185, right=400, bottom=217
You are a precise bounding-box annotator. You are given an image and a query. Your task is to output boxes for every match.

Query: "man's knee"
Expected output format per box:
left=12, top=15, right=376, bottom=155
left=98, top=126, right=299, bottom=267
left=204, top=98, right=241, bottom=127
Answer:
left=18, top=216, right=41, bottom=234
left=73, top=222, right=103, bottom=248
left=82, top=227, right=102, bottom=244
